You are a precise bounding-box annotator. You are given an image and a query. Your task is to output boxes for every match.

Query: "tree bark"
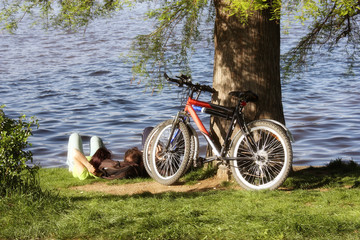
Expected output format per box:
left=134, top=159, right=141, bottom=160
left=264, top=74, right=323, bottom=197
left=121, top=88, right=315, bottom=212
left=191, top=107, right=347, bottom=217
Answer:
left=211, top=0, right=284, bottom=148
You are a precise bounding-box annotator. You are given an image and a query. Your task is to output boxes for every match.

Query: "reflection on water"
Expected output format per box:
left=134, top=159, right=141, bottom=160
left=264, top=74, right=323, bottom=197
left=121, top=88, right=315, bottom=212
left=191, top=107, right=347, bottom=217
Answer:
left=1, top=6, right=359, bottom=167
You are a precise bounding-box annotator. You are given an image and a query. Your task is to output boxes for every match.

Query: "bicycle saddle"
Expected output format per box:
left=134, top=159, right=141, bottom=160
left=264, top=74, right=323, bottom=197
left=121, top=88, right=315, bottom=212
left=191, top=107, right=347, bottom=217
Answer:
left=229, top=91, right=258, bottom=102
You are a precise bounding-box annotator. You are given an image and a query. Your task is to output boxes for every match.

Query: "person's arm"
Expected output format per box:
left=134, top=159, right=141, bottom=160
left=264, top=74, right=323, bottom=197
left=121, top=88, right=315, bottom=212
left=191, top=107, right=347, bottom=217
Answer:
left=73, top=149, right=96, bottom=174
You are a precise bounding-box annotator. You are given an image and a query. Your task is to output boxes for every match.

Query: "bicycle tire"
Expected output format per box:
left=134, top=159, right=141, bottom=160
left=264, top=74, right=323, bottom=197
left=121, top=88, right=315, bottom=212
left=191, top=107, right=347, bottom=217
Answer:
left=142, top=121, right=165, bottom=178
left=149, top=120, right=191, bottom=185
left=183, top=123, right=199, bottom=174
left=230, top=120, right=293, bottom=190
left=145, top=119, right=197, bottom=179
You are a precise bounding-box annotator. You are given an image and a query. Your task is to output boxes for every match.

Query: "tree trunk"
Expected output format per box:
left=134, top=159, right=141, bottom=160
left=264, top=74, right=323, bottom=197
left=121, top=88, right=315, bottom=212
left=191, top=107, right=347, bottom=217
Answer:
left=210, top=0, right=284, bottom=149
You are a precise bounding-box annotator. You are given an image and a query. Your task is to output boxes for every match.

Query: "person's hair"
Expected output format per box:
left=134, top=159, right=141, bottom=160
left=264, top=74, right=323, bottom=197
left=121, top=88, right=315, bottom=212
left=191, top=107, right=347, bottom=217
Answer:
left=124, top=147, right=142, bottom=165
left=90, top=147, right=112, bottom=170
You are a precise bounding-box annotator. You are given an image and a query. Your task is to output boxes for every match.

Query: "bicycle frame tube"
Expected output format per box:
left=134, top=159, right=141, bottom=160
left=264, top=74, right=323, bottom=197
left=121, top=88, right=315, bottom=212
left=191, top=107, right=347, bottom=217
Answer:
left=185, top=95, right=255, bottom=160
left=184, top=97, right=220, bottom=156
left=185, top=99, right=210, bottom=136
left=185, top=97, right=238, bottom=158
left=166, top=98, right=252, bottom=159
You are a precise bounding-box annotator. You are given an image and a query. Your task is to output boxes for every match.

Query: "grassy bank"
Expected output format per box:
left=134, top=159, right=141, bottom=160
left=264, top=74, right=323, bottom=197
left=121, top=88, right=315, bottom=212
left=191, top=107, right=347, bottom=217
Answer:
left=1, top=160, right=360, bottom=239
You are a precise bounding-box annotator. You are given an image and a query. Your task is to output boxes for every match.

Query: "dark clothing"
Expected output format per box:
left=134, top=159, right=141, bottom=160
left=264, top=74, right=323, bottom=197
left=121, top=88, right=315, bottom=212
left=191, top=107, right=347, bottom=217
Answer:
left=93, top=126, right=154, bottom=180
left=98, top=159, right=146, bottom=180
left=99, top=159, right=120, bottom=169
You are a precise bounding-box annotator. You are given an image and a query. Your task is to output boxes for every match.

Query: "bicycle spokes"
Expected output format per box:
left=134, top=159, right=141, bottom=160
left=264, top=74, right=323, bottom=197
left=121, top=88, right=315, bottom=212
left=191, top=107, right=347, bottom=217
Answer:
left=234, top=127, right=287, bottom=187
left=154, top=126, right=187, bottom=178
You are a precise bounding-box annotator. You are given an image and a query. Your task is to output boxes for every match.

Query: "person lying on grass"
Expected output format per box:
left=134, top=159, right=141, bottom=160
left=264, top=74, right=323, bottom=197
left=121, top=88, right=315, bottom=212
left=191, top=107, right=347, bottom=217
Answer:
left=66, top=133, right=147, bottom=180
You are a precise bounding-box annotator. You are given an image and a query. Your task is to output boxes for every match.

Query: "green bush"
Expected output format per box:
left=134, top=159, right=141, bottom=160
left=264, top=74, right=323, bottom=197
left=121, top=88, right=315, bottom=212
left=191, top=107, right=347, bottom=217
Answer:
left=0, top=106, right=40, bottom=197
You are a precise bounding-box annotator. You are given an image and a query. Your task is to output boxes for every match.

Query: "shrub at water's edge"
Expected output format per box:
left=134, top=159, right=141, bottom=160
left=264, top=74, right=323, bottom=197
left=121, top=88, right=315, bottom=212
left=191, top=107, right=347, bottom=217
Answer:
left=0, top=105, right=41, bottom=197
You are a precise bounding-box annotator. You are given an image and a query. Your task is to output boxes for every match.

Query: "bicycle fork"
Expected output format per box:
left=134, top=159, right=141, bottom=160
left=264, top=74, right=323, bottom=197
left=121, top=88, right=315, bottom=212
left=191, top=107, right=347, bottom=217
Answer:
left=163, top=112, right=183, bottom=151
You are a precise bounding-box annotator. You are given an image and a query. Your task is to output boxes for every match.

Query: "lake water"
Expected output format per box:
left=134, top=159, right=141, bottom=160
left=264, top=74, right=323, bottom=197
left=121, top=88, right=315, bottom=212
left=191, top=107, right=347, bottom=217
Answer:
left=1, top=5, right=359, bottom=167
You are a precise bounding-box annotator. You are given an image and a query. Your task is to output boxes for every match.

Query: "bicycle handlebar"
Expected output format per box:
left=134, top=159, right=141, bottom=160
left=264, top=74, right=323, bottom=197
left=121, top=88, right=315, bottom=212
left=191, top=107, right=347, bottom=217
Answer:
left=164, top=73, right=217, bottom=94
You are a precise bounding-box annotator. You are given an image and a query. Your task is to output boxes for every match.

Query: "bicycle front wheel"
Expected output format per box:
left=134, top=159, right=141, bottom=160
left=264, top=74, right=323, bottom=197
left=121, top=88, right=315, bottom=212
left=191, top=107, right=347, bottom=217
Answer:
left=230, top=120, right=293, bottom=190
left=149, top=120, right=191, bottom=185
left=142, top=121, right=166, bottom=178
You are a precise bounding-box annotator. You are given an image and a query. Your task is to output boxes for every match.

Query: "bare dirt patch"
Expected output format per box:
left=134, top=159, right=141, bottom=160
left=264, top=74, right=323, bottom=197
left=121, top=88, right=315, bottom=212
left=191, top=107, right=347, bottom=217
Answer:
left=71, top=166, right=311, bottom=195
left=71, top=177, right=240, bottom=196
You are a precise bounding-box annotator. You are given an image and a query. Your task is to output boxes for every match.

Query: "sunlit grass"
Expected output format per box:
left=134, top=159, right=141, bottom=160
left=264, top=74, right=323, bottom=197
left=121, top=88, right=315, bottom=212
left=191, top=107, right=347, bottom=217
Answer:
left=1, top=160, right=360, bottom=239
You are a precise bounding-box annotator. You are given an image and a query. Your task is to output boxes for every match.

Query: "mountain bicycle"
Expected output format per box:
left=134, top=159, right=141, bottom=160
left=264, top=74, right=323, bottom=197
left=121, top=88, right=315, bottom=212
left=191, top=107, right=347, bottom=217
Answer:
left=144, top=73, right=293, bottom=190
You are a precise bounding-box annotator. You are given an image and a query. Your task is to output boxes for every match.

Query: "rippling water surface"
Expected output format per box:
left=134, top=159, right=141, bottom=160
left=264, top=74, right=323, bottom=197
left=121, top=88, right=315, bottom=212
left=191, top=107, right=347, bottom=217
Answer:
left=1, top=6, right=359, bottom=167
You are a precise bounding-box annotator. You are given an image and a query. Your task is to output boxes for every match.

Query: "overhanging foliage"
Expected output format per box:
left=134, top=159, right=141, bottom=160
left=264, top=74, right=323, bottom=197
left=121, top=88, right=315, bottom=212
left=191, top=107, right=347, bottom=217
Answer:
left=1, top=0, right=359, bottom=83
left=282, top=0, right=360, bottom=75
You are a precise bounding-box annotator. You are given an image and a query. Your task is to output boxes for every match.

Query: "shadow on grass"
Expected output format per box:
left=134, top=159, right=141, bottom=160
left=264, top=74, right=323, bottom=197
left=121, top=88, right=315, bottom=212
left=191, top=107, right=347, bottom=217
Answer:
left=283, top=159, right=360, bottom=190
left=42, top=159, right=360, bottom=202
left=67, top=187, right=226, bottom=203
left=67, top=160, right=360, bottom=201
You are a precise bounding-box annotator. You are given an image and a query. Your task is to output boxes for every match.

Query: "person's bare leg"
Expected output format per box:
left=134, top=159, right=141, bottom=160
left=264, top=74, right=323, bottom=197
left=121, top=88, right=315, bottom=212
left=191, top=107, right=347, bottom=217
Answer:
left=72, top=149, right=96, bottom=175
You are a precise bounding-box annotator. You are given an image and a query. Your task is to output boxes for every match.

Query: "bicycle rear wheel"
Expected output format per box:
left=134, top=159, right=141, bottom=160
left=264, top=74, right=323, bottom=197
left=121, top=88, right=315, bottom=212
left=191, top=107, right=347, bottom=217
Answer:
left=230, top=120, right=292, bottom=190
left=149, top=120, right=191, bottom=185
left=183, top=123, right=199, bottom=174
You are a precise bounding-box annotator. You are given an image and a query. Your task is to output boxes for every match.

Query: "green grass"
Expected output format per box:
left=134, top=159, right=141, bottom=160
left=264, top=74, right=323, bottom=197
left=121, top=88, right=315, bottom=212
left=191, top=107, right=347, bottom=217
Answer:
left=1, top=160, right=360, bottom=239
left=283, top=159, right=360, bottom=190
